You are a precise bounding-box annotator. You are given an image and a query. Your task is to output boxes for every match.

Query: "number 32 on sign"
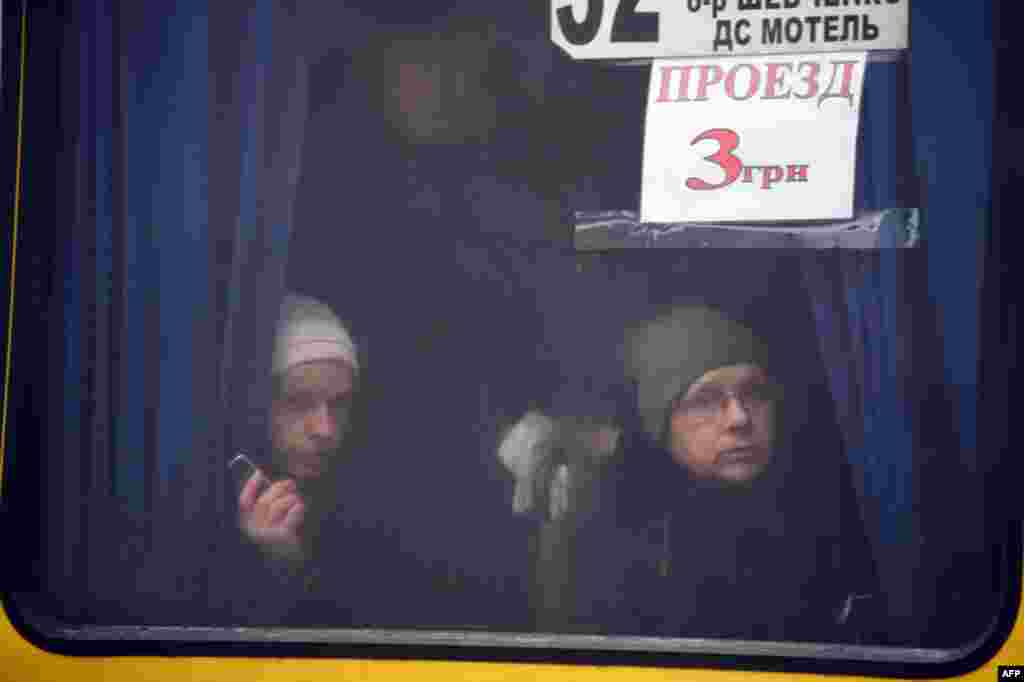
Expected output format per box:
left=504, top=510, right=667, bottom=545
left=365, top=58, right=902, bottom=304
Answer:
left=550, top=1, right=907, bottom=59
left=640, top=52, right=867, bottom=223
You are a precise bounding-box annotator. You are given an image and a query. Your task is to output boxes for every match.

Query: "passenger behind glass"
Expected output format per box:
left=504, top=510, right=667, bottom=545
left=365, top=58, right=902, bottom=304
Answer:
left=215, top=293, right=428, bottom=627
left=507, top=305, right=885, bottom=642
left=235, top=294, right=360, bottom=564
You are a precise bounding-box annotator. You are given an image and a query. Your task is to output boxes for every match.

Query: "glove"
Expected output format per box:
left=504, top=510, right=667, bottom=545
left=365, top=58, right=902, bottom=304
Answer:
left=497, top=411, right=558, bottom=516
left=497, top=411, right=621, bottom=521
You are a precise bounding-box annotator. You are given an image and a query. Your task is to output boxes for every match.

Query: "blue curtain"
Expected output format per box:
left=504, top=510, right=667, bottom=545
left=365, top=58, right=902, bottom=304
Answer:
left=799, top=2, right=993, bottom=643
left=47, top=0, right=125, bottom=621
left=120, top=0, right=211, bottom=513
left=65, top=0, right=218, bottom=617
left=798, top=56, right=921, bottom=638
left=47, top=0, right=305, bottom=621
left=150, top=0, right=306, bottom=617
left=219, top=0, right=308, bottom=490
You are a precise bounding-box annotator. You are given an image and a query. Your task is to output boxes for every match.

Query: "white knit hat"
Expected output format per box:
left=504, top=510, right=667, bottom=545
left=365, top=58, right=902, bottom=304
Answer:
left=272, top=294, right=359, bottom=375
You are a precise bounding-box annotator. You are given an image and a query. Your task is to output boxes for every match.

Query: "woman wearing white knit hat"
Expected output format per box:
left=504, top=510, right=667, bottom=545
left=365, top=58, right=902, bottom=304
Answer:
left=237, top=293, right=360, bottom=563
left=217, top=294, right=448, bottom=628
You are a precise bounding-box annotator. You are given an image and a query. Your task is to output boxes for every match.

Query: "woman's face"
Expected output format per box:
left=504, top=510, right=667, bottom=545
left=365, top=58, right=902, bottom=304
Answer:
left=666, top=363, right=777, bottom=484
left=269, top=359, right=356, bottom=485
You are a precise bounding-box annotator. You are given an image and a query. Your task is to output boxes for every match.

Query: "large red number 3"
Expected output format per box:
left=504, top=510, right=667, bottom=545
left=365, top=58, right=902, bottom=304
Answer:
left=685, top=128, right=743, bottom=191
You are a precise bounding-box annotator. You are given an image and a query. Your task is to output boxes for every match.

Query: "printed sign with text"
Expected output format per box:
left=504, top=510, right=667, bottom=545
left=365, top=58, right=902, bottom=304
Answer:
left=640, top=52, right=866, bottom=223
left=551, top=0, right=908, bottom=60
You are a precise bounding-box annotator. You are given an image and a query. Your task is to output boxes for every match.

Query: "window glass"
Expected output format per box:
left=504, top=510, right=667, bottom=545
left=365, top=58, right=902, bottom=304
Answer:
left=2, top=0, right=1012, bottom=669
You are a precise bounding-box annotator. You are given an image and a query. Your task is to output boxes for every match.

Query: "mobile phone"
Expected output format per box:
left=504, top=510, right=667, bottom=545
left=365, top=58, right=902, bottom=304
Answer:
left=228, top=453, right=265, bottom=495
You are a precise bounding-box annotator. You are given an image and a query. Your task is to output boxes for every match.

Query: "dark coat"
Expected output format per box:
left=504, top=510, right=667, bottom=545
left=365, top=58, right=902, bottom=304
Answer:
left=203, top=474, right=464, bottom=630
left=541, top=427, right=886, bottom=644
left=123, top=460, right=443, bottom=629
left=211, top=512, right=405, bottom=628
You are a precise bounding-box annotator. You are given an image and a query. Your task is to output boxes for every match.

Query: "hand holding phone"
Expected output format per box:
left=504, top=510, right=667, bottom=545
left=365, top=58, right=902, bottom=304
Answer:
left=230, top=453, right=307, bottom=562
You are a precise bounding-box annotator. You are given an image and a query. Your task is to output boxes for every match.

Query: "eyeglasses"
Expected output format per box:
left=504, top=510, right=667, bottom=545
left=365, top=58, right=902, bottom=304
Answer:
left=673, top=379, right=780, bottom=422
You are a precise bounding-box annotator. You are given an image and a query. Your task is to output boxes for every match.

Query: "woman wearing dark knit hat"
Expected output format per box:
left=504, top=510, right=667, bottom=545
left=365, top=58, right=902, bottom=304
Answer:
left=525, top=304, right=885, bottom=643
left=622, top=305, right=776, bottom=487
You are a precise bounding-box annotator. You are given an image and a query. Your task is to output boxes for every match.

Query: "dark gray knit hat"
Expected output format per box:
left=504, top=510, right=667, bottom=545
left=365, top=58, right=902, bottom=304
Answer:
left=623, top=306, right=764, bottom=444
